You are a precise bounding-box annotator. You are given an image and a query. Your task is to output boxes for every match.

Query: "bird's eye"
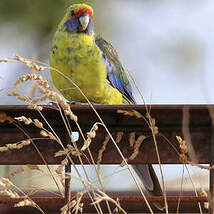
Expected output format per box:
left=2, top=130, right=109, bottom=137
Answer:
left=71, top=10, right=75, bottom=17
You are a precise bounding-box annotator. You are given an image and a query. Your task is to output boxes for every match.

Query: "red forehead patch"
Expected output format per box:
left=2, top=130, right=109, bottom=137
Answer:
left=76, top=8, right=93, bottom=20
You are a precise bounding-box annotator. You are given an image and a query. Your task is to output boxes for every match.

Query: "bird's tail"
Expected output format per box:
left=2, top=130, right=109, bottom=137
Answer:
left=132, top=164, right=165, bottom=210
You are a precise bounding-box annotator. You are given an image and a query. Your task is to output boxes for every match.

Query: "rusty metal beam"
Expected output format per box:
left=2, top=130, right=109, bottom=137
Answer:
left=0, top=196, right=207, bottom=204
left=0, top=194, right=208, bottom=213
left=0, top=105, right=212, bottom=164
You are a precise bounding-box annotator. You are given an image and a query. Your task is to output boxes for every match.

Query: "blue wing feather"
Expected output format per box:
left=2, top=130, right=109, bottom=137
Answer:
left=95, top=37, right=135, bottom=104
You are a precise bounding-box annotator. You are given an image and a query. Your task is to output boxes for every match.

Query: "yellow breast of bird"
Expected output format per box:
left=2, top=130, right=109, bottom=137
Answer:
left=50, top=31, right=122, bottom=104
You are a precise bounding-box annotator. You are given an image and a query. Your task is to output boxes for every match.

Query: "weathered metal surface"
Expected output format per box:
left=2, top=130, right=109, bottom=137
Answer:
left=0, top=105, right=212, bottom=164
left=0, top=194, right=208, bottom=213
left=0, top=105, right=212, bottom=213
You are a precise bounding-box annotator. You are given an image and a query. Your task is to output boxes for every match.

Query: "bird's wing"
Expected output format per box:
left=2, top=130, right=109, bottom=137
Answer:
left=95, top=36, right=164, bottom=210
left=95, top=36, right=135, bottom=104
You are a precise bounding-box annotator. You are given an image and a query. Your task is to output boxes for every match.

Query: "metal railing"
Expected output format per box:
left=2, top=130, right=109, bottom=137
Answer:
left=0, top=105, right=213, bottom=213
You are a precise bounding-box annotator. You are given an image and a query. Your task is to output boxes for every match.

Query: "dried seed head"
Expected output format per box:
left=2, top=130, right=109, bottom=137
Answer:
left=14, top=55, right=46, bottom=72
left=97, top=134, right=110, bottom=165
left=64, top=110, right=78, bottom=122
left=0, top=189, right=19, bottom=198
left=15, top=116, right=32, bottom=125
left=129, top=132, right=135, bottom=148
left=14, top=74, right=49, bottom=88
left=176, top=136, right=188, bottom=154
left=0, top=58, right=14, bottom=63
left=81, top=138, right=91, bottom=151
left=55, top=149, right=69, bottom=157
left=60, top=200, right=77, bottom=214
left=31, top=97, right=47, bottom=104
left=0, top=178, right=13, bottom=188
left=7, top=91, right=20, bottom=97
left=0, top=140, right=31, bottom=152
left=14, top=199, right=36, bottom=207
left=116, top=132, right=124, bottom=143
left=179, top=153, right=187, bottom=163
left=129, top=135, right=146, bottom=161
left=27, top=165, right=40, bottom=171
left=40, top=130, right=48, bottom=137
left=33, top=119, right=43, bottom=129
left=27, top=104, right=43, bottom=111
left=17, top=95, right=29, bottom=102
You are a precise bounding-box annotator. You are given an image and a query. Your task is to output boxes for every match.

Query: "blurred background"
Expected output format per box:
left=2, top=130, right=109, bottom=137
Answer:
left=0, top=0, right=211, bottom=193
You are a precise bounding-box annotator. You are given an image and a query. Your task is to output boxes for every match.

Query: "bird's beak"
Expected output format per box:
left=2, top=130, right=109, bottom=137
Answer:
left=79, top=13, right=90, bottom=31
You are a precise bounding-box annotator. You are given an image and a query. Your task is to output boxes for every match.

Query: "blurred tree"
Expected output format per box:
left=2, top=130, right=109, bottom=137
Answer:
left=0, top=0, right=97, bottom=103
left=0, top=0, right=95, bottom=37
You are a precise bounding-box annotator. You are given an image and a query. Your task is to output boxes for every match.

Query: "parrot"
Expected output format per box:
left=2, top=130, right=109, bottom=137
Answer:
left=50, top=4, right=164, bottom=210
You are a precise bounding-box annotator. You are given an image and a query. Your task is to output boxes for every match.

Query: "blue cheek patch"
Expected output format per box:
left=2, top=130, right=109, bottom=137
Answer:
left=64, top=18, right=79, bottom=33
left=87, top=21, right=94, bottom=35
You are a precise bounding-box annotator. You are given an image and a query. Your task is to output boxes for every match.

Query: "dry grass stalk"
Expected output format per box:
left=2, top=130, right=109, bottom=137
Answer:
left=0, top=55, right=46, bottom=72
left=15, top=116, right=32, bottom=125
left=38, top=86, right=78, bottom=122
left=8, top=91, right=35, bottom=104
left=113, top=197, right=121, bottom=213
left=81, top=123, right=99, bottom=151
left=40, top=130, right=57, bottom=141
left=3, top=56, right=156, bottom=213
left=72, top=192, right=84, bottom=214
left=14, top=74, right=49, bottom=88
left=26, top=165, right=41, bottom=171
left=188, top=161, right=214, bottom=170
left=31, top=96, right=47, bottom=104
left=92, top=190, right=127, bottom=214
left=176, top=136, right=188, bottom=163
left=185, top=165, right=203, bottom=214
left=121, top=134, right=146, bottom=167
left=127, top=72, right=168, bottom=214
left=27, top=104, right=43, bottom=111
left=27, top=189, right=39, bottom=197
left=14, top=197, right=45, bottom=213
left=116, top=132, right=124, bottom=143
left=7, top=167, right=25, bottom=180
left=146, top=113, right=158, bottom=135
left=7, top=91, right=20, bottom=97
left=176, top=165, right=185, bottom=214
left=55, top=145, right=80, bottom=157
left=33, top=119, right=43, bottom=129
left=14, top=199, right=36, bottom=208
left=60, top=200, right=77, bottom=214
left=7, top=165, right=41, bottom=181
left=14, top=55, right=46, bottom=71
left=129, top=135, right=146, bottom=161
left=56, top=158, right=68, bottom=187
left=176, top=136, right=212, bottom=170
left=0, top=178, right=13, bottom=188
left=0, top=57, right=15, bottom=63
left=97, top=134, right=111, bottom=165
left=200, top=188, right=209, bottom=209
left=0, top=139, right=31, bottom=152
left=117, top=109, right=143, bottom=119
left=0, top=176, right=44, bottom=213
left=33, top=60, right=153, bottom=213
left=129, top=132, right=135, bottom=147
left=0, top=189, right=19, bottom=198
